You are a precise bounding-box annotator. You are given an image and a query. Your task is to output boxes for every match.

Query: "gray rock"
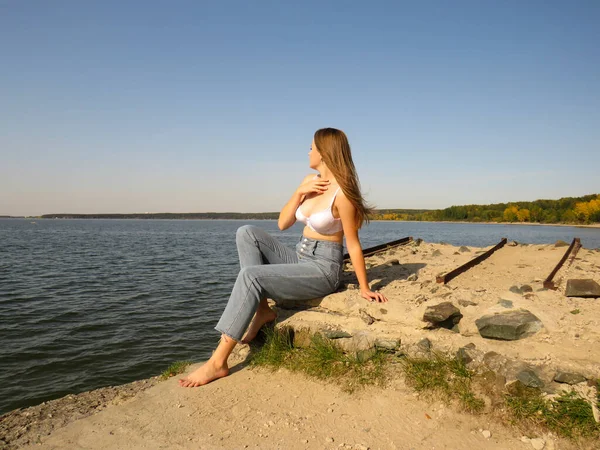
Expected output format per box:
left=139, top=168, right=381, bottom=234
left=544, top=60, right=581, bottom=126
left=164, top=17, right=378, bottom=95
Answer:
left=413, top=238, right=423, bottom=247
left=356, top=348, right=377, bottom=362
left=509, top=285, right=522, bottom=294
left=498, top=299, right=513, bottom=308
left=475, top=309, right=543, bottom=340
left=459, top=246, right=471, bottom=252
left=416, top=338, right=431, bottom=352
left=423, top=302, right=463, bottom=329
left=407, top=273, right=418, bottom=282
left=458, top=299, right=478, bottom=307
left=509, top=284, right=534, bottom=295
left=456, top=346, right=475, bottom=364
left=431, top=249, right=443, bottom=257
left=565, top=279, right=600, bottom=298
left=555, top=240, right=569, bottom=247
left=323, top=330, right=352, bottom=339
left=553, top=371, right=586, bottom=385
left=517, top=369, right=544, bottom=388
left=375, top=338, right=400, bottom=351
left=359, top=308, right=376, bottom=325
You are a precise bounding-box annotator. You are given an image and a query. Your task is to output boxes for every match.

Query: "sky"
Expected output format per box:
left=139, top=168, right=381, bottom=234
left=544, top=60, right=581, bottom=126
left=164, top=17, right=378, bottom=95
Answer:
left=1, top=0, right=599, bottom=216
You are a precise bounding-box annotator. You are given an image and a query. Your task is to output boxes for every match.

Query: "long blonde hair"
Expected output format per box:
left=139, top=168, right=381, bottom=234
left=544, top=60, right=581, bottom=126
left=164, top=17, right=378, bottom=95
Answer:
left=314, top=128, right=373, bottom=228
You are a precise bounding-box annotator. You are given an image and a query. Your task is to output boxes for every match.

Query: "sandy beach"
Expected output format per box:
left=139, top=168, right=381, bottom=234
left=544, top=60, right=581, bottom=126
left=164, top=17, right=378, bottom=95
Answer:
left=2, top=241, right=599, bottom=450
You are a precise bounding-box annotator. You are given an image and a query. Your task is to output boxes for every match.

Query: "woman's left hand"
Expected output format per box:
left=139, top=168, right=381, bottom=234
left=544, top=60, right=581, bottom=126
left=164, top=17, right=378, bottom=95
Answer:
left=360, top=288, right=388, bottom=303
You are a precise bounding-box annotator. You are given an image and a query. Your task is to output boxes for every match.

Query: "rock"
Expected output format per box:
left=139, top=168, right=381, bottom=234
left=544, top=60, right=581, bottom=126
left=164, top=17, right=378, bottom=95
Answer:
left=379, top=308, right=388, bottom=314
left=555, top=240, right=569, bottom=247
left=356, top=348, right=377, bottom=362
left=458, top=299, right=478, bottom=307
left=475, top=309, right=543, bottom=340
left=431, top=249, right=442, bottom=257
left=565, top=279, right=600, bottom=298
left=498, top=299, right=513, bottom=308
left=520, top=285, right=533, bottom=293
left=387, top=259, right=400, bottom=266
left=423, top=302, right=463, bottom=329
left=407, top=273, right=418, bottom=282
left=507, top=240, right=518, bottom=246
left=509, top=285, right=522, bottom=294
left=359, top=309, right=376, bottom=325
left=375, top=338, right=400, bottom=351
left=459, top=246, right=471, bottom=252
left=456, top=346, right=475, bottom=364
left=324, top=330, right=352, bottom=339
left=453, top=251, right=460, bottom=255
left=416, top=338, right=431, bottom=352
left=481, top=430, right=491, bottom=438
left=326, top=437, right=334, bottom=443
left=292, top=328, right=313, bottom=348
left=365, top=263, right=373, bottom=269
left=413, top=238, right=423, bottom=247
left=517, top=369, right=544, bottom=388
left=553, top=371, right=586, bottom=385
left=530, top=438, right=545, bottom=449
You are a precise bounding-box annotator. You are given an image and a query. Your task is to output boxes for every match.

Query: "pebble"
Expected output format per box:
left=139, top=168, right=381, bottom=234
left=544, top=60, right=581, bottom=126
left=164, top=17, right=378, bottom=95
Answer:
left=482, top=430, right=491, bottom=438
left=530, top=438, right=545, bottom=449
left=326, top=437, right=335, bottom=443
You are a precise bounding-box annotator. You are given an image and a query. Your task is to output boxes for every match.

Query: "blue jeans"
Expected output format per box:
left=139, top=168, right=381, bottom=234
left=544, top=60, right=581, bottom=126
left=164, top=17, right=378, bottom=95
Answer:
left=215, top=225, right=343, bottom=341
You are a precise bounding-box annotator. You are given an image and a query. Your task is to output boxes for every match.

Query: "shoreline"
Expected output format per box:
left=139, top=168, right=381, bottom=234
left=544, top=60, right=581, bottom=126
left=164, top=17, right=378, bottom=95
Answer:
left=3, top=216, right=600, bottom=228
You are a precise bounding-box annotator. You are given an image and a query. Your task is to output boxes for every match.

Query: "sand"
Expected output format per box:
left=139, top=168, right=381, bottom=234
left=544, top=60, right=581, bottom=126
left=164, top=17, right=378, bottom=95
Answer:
left=2, top=241, right=599, bottom=450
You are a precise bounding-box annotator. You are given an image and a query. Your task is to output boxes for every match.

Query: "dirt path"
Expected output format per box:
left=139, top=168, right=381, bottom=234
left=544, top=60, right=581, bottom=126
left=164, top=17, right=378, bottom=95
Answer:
left=16, top=360, right=560, bottom=450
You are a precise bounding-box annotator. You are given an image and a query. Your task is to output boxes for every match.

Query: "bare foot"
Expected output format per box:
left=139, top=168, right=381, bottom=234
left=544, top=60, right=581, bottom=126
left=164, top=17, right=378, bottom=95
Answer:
left=178, top=360, right=229, bottom=387
left=241, top=308, right=277, bottom=344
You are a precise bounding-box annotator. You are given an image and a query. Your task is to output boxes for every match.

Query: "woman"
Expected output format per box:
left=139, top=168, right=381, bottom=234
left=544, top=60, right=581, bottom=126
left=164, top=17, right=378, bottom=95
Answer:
left=179, top=128, right=388, bottom=387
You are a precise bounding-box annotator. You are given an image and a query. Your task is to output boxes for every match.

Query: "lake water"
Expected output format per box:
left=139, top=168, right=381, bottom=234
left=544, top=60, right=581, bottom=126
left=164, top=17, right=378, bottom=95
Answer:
left=1, top=218, right=599, bottom=415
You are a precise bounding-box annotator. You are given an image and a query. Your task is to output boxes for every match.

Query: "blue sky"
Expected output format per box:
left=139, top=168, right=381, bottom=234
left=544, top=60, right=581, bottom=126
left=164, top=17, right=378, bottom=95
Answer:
left=1, top=0, right=598, bottom=216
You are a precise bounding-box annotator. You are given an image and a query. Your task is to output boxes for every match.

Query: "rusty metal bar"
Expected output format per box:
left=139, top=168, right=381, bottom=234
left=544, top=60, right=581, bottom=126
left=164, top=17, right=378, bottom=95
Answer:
left=436, top=238, right=508, bottom=284
left=343, top=236, right=413, bottom=261
left=543, top=237, right=582, bottom=290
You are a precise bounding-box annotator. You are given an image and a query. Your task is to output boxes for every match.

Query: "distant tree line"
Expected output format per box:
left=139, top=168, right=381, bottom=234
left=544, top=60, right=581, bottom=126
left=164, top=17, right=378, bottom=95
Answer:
left=370, top=194, right=600, bottom=224
left=37, top=193, right=600, bottom=224
left=40, top=212, right=280, bottom=220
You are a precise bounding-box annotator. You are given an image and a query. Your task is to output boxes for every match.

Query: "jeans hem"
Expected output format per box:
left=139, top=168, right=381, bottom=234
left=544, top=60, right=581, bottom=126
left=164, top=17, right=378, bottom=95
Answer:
left=214, top=326, right=243, bottom=343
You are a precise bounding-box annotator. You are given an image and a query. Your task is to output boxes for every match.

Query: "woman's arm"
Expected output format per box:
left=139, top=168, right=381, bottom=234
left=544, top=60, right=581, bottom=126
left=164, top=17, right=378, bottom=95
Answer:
left=278, top=174, right=331, bottom=230
left=336, top=193, right=388, bottom=303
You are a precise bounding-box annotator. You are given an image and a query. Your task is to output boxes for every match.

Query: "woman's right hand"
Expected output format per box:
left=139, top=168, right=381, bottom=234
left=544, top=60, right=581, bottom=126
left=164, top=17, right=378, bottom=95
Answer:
left=296, top=177, right=331, bottom=197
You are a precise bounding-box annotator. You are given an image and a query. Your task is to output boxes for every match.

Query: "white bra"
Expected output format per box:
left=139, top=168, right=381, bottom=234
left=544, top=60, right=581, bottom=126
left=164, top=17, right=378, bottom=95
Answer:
left=295, top=186, right=343, bottom=235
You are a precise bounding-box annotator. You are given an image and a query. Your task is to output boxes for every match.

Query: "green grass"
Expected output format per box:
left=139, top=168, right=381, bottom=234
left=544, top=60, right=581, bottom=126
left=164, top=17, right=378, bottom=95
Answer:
left=399, top=352, right=485, bottom=413
left=504, top=384, right=600, bottom=439
left=160, top=360, right=192, bottom=380
left=250, top=327, right=388, bottom=392
left=250, top=328, right=600, bottom=441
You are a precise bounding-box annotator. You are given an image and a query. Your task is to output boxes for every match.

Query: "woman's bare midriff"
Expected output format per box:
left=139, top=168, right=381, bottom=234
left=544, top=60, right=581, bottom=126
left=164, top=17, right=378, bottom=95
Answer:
left=301, top=226, right=343, bottom=244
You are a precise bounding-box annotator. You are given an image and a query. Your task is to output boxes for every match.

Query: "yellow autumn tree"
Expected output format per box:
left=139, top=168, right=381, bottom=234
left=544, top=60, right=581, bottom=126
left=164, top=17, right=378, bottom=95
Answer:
left=503, top=205, right=519, bottom=222
left=573, top=196, right=600, bottom=223
left=517, top=208, right=531, bottom=222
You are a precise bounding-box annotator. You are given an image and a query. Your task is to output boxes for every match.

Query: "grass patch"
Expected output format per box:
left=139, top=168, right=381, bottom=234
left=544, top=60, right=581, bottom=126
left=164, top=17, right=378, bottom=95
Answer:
left=250, top=327, right=388, bottom=392
left=505, top=384, right=600, bottom=439
left=160, top=360, right=192, bottom=380
left=399, top=351, right=485, bottom=413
